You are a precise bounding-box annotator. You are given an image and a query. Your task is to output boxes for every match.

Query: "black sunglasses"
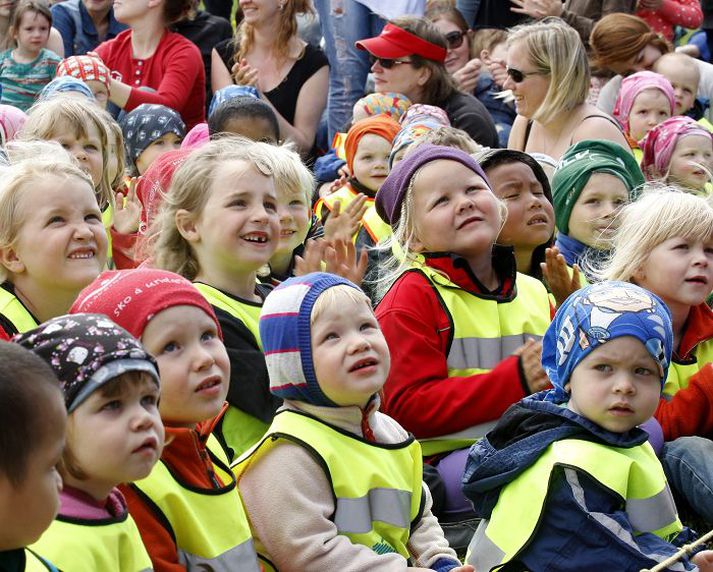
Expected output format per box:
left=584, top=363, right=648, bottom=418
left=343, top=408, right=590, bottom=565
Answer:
left=369, top=55, right=414, bottom=69
left=505, top=66, right=542, bottom=83
left=444, top=30, right=466, bottom=49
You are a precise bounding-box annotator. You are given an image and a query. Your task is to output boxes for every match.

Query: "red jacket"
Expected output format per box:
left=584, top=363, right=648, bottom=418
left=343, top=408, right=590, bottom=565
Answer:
left=96, top=29, right=205, bottom=129
left=655, top=303, right=713, bottom=440
left=375, top=251, right=553, bottom=441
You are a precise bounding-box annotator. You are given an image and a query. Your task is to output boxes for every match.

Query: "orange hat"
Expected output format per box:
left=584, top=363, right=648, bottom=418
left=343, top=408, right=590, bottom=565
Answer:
left=344, top=114, right=400, bottom=174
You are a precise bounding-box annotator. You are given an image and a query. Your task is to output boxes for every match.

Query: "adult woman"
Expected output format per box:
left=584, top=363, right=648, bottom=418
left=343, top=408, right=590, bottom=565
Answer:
left=505, top=18, right=629, bottom=161
left=357, top=16, right=499, bottom=147
left=591, top=13, right=713, bottom=117
left=211, top=0, right=328, bottom=158
left=94, top=0, right=205, bottom=129
left=51, top=0, right=126, bottom=57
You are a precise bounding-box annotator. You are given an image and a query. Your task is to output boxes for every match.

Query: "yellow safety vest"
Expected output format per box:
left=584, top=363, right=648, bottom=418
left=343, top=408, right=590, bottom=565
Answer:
left=314, top=186, right=388, bottom=244
left=466, top=439, right=682, bottom=571
left=412, top=264, right=551, bottom=456
left=361, top=203, right=393, bottom=244
left=0, top=286, right=38, bottom=335
left=233, top=410, right=424, bottom=572
left=131, top=444, right=260, bottom=571
left=23, top=549, right=57, bottom=572
left=30, top=511, right=153, bottom=572
left=664, top=338, right=713, bottom=397
left=332, top=131, right=347, bottom=161
left=193, top=282, right=270, bottom=460
left=102, top=203, right=113, bottom=269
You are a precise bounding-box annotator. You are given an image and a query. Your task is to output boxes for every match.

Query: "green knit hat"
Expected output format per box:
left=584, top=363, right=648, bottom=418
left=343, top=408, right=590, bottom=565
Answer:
left=551, top=140, right=644, bottom=235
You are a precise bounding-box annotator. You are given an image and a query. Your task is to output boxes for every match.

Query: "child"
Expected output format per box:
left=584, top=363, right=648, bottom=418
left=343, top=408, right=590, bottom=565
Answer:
left=640, top=116, right=713, bottom=194
left=0, top=158, right=108, bottom=339
left=151, top=137, right=282, bottom=460
left=120, top=103, right=186, bottom=176
left=70, top=268, right=261, bottom=571
left=613, top=70, right=675, bottom=161
left=551, top=139, right=645, bottom=280
left=16, top=313, right=164, bottom=571
left=234, top=272, right=472, bottom=572
left=373, top=144, right=552, bottom=534
left=207, top=94, right=280, bottom=143
left=56, top=55, right=112, bottom=109
left=0, top=343, right=65, bottom=572
left=0, top=103, right=27, bottom=145
left=314, top=114, right=399, bottom=246
left=653, top=53, right=706, bottom=121
left=0, top=0, right=61, bottom=111
left=462, top=281, right=713, bottom=572
left=38, top=76, right=95, bottom=102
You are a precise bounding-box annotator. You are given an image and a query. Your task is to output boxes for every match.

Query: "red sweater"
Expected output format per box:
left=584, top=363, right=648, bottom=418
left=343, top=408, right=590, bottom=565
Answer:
left=120, top=412, right=228, bottom=572
left=96, top=29, right=205, bottom=129
left=655, top=303, right=713, bottom=440
left=637, top=0, right=702, bottom=41
left=375, top=252, right=552, bottom=441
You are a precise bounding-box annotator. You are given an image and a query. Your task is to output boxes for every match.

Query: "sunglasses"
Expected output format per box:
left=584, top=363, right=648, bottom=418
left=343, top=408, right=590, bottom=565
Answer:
left=369, top=55, right=414, bottom=69
left=505, top=66, right=542, bottom=83
left=444, top=30, right=466, bottom=49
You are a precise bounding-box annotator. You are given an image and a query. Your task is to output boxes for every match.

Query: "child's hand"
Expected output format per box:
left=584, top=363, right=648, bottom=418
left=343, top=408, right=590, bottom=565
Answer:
left=323, top=194, right=368, bottom=243
left=323, top=237, right=368, bottom=286
left=692, top=550, right=713, bottom=571
left=231, top=58, right=260, bottom=88
left=515, top=338, right=550, bottom=394
left=541, top=246, right=582, bottom=308
left=112, top=178, right=142, bottom=235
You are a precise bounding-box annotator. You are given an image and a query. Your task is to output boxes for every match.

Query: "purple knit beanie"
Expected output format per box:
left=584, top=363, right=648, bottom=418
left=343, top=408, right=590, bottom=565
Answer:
left=375, top=143, right=491, bottom=226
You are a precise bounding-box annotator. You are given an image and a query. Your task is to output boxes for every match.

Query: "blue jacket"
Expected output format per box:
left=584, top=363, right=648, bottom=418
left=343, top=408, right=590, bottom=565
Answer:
left=51, top=0, right=127, bottom=57
left=462, top=393, right=698, bottom=572
left=474, top=73, right=516, bottom=148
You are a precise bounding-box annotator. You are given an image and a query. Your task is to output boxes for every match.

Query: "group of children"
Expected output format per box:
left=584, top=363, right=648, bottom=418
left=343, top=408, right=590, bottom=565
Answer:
left=0, top=8, right=710, bottom=572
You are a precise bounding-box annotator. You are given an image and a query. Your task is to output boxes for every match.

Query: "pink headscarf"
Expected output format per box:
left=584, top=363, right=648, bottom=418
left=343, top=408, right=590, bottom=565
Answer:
left=639, top=115, right=713, bottom=180
left=612, top=71, right=675, bottom=136
left=0, top=105, right=27, bottom=145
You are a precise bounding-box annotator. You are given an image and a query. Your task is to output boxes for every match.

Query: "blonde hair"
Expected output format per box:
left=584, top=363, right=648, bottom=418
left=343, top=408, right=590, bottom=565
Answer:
left=271, top=142, right=314, bottom=204
left=20, top=97, right=114, bottom=209
left=0, top=158, right=95, bottom=282
left=4, top=139, right=73, bottom=164
left=408, top=126, right=483, bottom=154
left=507, top=18, right=589, bottom=125
left=654, top=52, right=700, bottom=88
left=311, top=284, right=371, bottom=324
left=104, top=117, right=126, bottom=191
left=599, top=187, right=713, bottom=282
left=151, top=136, right=280, bottom=280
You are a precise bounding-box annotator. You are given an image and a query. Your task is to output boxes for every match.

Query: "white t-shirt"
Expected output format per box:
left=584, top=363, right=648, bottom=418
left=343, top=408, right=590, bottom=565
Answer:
left=355, top=0, right=426, bottom=19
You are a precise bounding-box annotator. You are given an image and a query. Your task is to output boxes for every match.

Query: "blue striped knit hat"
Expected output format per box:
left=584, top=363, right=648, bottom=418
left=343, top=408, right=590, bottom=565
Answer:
left=259, top=272, right=361, bottom=407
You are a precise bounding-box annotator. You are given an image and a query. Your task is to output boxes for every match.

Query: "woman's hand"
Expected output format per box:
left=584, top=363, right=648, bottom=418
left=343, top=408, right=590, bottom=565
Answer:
left=510, top=0, right=564, bottom=18
left=231, top=58, right=260, bottom=88
left=541, top=246, right=582, bottom=308
left=637, top=0, right=664, bottom=9
left=453, top=58, right=482, bottom=94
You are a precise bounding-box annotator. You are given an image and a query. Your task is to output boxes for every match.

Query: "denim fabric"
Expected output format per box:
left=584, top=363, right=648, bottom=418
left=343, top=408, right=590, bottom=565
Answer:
left=51, top=0, right=127, bottom=57
left=661, top=436, right=713, bottom=522
left=455, top=0, right=481, bottom=27
left=313, top=0, right=386, bottom=141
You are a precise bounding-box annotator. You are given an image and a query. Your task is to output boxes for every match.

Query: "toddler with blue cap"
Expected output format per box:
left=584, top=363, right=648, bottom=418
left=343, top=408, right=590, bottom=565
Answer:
left=462, top=281, right=713, bottom=572
left=233, top=272, right=472, bottom=572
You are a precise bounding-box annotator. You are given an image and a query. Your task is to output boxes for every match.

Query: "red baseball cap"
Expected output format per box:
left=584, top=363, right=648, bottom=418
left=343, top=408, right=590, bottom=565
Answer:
left=356, top=23, right=447, bottom=63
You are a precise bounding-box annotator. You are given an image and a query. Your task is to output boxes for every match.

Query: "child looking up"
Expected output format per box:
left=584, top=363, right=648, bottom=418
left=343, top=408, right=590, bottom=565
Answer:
left=551, top=140, right=644, bottom=280
left=120, top=103, right=186, bottom=176
left=640, top=116, right=713, bottom=194
left=613, top=71, right=675, bottom=161
left=16, top=313, right=164, bottom=572
left=152, top=137, right=282, bottom=460
left=0, top=158, right=108, bottom=339
left=0, top=0, right=60, bottom=111
left=463, top=281, right=713, bottom=572
left=235, top=272, right=472, bottom=572
left=0, top=343, right=65, bottom=572
left=71, top=268, right=261, bottom=572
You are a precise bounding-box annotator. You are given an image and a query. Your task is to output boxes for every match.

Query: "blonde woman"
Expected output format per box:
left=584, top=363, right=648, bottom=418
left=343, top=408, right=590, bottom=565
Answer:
left=505, top=17, right=630, bottom=161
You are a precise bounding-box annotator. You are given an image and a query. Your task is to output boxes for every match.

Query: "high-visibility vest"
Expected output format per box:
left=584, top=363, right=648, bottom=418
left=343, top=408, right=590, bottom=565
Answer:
left=466, top=438, right=682, bottom=571
left=361, top=204, right=392, bottom=244
left=409, top=264, right=551, bottom=456
left=131, top=446, right=260, bottom=571
left=314, top=185, right=390, bottom=244
left=0, top=286, right=38, bottom=335
left=23, top=548, right=58, bottom=571
left=30, top=511, right=153, bottom=572
left=193, top=282, right=270, bottom=460
left=664, top=339, right=713, bottom=397
left=233, top=409, right=424, bottom=572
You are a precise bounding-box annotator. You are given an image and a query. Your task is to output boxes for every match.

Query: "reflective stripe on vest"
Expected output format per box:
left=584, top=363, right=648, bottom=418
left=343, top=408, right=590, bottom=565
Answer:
left=466, top=439, right=682, bottom=571
left=663, top=339, right=713, bottom=397
left=233, top=409, right=424, bottom=566
left=30, top=512, right=153, bottom=572
left=24, top=549, right=58, bottom=572
left=361, top=204, right=392, bottom=244
left=194, top=282, right=262, bottom=349
left=412, top=266, right=551, bottom=456
left=132, top=452, right=260, bottom=572
left=313, top=185, right=359, bottom=219
left=0, top=287, right=38, bottom=335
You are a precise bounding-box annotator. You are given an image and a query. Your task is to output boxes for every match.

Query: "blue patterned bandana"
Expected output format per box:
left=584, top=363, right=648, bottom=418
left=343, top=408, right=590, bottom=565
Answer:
left=120, top=103, right=186, bottom=168
left=541, top=282, right=673, bottom=404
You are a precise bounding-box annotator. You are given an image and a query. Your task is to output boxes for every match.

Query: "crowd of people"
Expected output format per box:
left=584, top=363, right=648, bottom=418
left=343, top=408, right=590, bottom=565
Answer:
left=0, top=0, right=712, bottom=571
